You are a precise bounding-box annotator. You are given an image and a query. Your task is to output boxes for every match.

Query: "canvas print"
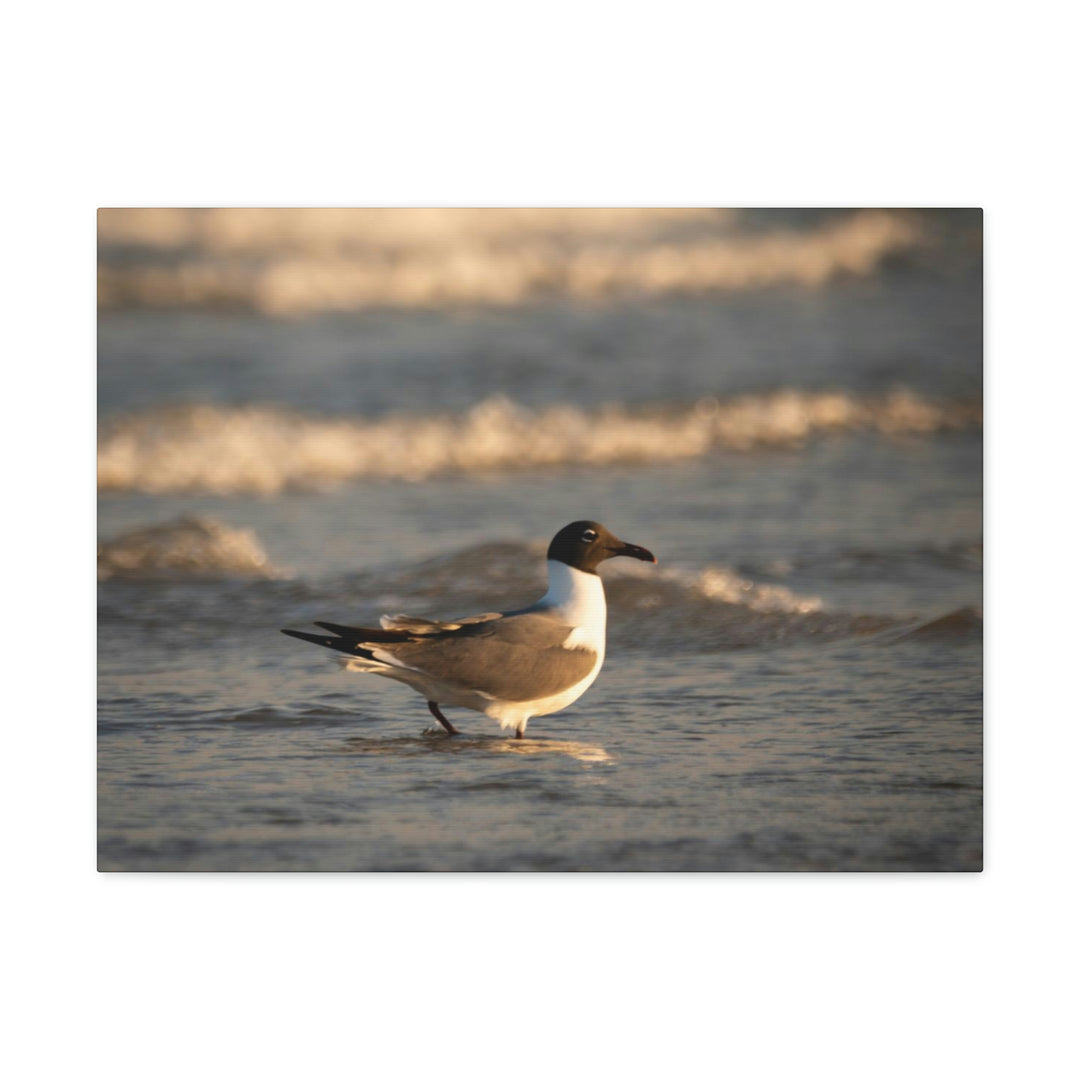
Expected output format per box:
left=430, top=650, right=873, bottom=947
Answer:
left=97, top=208, right=982, bottom=871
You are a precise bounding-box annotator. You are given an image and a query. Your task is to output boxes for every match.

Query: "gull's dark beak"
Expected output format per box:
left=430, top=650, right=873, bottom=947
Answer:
left=611, top=541, right=657, bottom=564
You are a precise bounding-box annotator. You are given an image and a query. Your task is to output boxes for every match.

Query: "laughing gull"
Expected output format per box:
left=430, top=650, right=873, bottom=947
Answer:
left=281, top=521, right=656, bottom=738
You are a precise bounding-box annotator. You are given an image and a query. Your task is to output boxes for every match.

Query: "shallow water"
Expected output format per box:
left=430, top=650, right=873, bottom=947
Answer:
left=97, top=212, right=982, bottom=871
left=98, top=438, right=982, bottom=871
left=98, top=635, right=981, bottom=871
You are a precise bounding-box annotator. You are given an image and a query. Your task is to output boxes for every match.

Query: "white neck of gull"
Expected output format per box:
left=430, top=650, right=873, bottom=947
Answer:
left=540, top=560, right=607, bottom=633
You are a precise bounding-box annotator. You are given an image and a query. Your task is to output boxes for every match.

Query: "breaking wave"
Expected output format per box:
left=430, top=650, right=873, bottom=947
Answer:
left=884, top=606, right=983, bottom=642
left=97, top=208, right=923, bottom=315
left=356, top=539, right=826, bottom=617
left=97, top=515, right=286, bottom=580
left=97, top=531, right=971, bottom=650
left=97, top=389, right=981, bottom=495
left=602, top=557, right=823, bottom=615
left=305, top=540, right=962, bottom=649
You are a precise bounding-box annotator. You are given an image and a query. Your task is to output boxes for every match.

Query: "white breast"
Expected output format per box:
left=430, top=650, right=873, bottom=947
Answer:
left=479, top=561, right=610, bottom=733
left=539, top=560, right=607, bottom=658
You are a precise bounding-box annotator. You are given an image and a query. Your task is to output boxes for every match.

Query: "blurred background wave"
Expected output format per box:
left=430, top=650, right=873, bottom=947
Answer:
left=98, top=207, right=952, bottom=315
left=98, top=208, right=981, bottom=496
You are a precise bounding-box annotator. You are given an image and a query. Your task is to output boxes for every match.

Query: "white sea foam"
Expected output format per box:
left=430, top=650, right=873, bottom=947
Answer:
left=98, top=390, right=981, bottom=495
left=97, top=209, right=922, bottom=315
left=604, top=558, right=823, bottom=615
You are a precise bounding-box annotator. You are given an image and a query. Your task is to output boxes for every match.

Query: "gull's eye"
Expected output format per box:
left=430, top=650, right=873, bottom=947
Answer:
left=581, top=529, right=598, bottom=543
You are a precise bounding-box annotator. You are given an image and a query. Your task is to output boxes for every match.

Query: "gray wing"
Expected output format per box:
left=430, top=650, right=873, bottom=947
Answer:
left=379, top=612, right=502, bottom=634
left=384, top=611, right=597, bottom=702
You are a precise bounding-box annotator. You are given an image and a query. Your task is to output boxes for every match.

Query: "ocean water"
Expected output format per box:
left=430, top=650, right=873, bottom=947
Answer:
left=97, top=210, right=982, bottom=871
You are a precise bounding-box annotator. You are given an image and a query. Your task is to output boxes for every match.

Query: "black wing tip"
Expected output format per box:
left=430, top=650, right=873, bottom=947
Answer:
left=281, top=625, right=350, bottom=639
left=281, top=627, right=349, bottom=651
left=282, top=625, right=380, bottom=661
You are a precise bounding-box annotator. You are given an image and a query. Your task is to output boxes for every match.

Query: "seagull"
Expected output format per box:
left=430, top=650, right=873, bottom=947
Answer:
left=281, top=520, right=657, bottom=738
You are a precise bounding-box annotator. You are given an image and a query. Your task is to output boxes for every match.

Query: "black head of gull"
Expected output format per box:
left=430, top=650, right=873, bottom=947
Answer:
left=546, top=520, right=657, bottom=575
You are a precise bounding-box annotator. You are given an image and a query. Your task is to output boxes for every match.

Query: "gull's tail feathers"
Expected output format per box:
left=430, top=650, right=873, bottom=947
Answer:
left=280, top=628, right=357, bottom=655
left=280, top=622, right=416, bottom=661
left=312, top=621, right=416, bottom=643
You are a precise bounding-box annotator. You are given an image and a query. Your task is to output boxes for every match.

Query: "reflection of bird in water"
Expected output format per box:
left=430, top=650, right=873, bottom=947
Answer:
left=342, top=735, right=613, bottom=765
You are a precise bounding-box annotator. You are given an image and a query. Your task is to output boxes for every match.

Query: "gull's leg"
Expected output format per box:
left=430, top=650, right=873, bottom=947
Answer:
left=515, top=723, right=526, bottom=740
left=428, top=701, right=460, bottom=735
